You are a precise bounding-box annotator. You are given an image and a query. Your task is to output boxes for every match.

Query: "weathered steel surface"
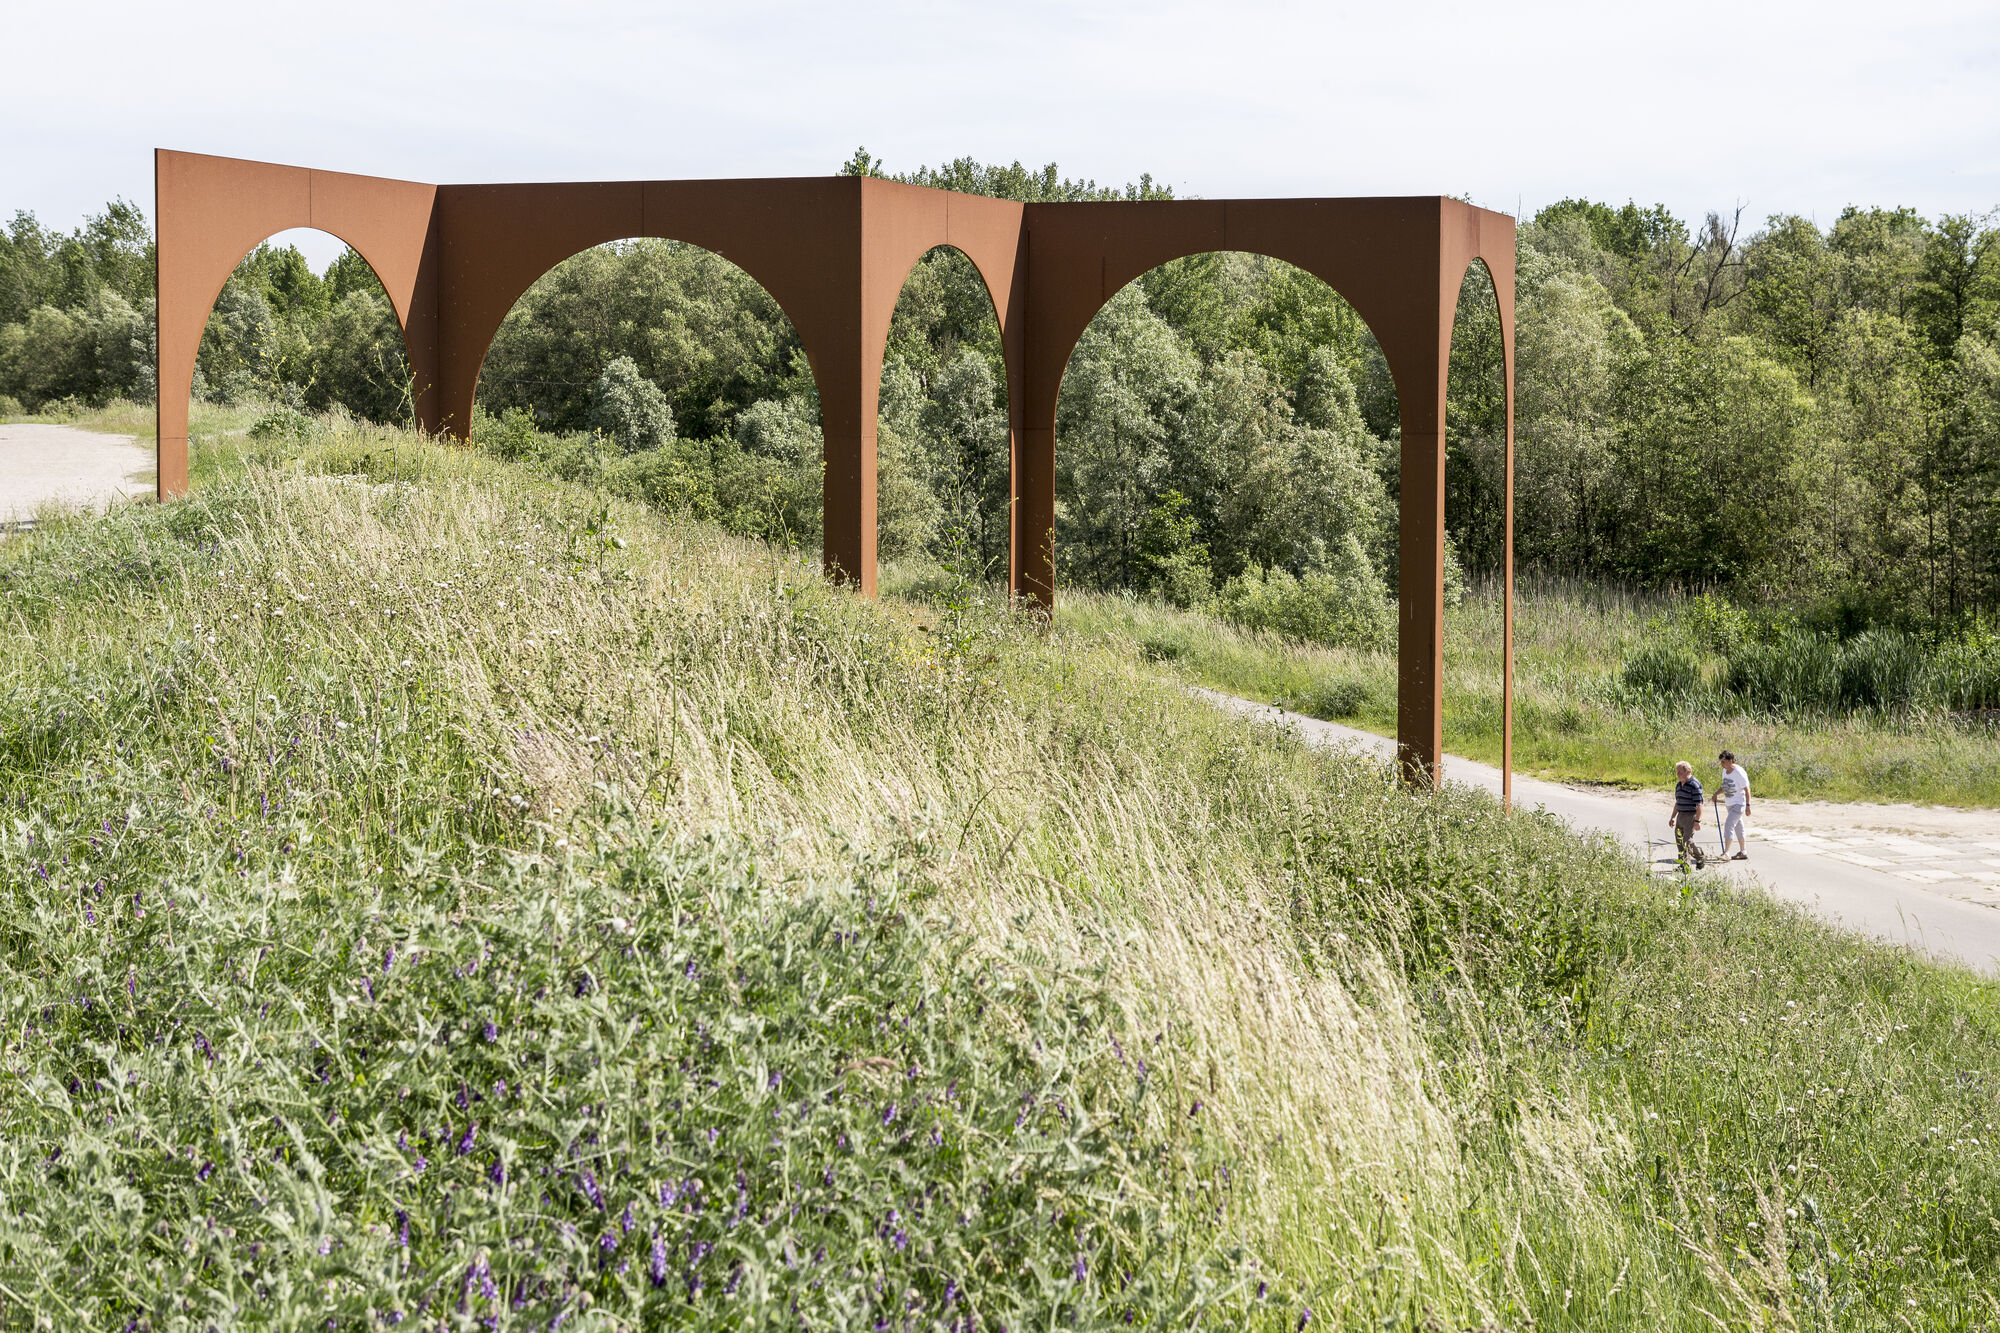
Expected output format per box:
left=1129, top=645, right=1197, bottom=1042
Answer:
left=153, top=150, right=1513, bottom=787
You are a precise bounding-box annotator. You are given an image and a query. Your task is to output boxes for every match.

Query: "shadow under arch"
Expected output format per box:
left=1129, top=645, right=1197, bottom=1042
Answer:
left=872, top=241, right=1017, bottom=574
left=155, top=150, right=439, bottom=499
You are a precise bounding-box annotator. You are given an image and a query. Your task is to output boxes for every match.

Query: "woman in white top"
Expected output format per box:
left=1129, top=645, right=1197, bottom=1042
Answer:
left=1717, top=750, right=1751, bottom=860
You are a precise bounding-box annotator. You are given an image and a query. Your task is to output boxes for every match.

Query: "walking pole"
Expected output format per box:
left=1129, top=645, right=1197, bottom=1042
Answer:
left=1713, top=793, right=1726, bottom=859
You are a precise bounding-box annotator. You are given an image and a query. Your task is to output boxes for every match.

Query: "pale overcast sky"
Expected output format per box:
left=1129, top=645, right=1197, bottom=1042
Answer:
left=4, top=0, right=1997, bottom=270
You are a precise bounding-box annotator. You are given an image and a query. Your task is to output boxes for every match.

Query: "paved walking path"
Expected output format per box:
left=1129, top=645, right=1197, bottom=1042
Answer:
left=1197, top=688, right=2000, bottom=974
left=0, top=423, right=152, bottom=526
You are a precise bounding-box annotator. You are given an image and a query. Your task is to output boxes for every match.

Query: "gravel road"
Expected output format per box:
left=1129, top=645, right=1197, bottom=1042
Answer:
left=1198, top=688, right=2000, bottom=974
left=0, top=423, right=152, bottom=526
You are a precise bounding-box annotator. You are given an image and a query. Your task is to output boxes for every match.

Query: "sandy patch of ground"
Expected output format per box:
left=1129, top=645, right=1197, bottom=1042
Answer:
left=0, top=423, right=152, bottom=525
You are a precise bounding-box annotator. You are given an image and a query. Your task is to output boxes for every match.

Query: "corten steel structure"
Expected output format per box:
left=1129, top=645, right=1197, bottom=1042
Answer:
left=154, top=149, right=1516, bottom=794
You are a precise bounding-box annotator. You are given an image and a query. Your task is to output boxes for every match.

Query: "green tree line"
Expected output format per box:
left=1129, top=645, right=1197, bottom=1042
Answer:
left=6, top=160, right=1998, bottom=636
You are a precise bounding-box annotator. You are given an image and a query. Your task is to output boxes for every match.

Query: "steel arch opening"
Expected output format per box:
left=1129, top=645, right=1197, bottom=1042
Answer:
left=873, top=243, right=1014, bottom=579
left=185, top=232, right=414, bottom=433
left=470, top=237, right=826, bottom=550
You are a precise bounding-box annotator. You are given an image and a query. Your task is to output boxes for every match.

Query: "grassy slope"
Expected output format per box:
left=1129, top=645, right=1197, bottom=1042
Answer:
left=1056, top=586, right=2000, bottom=808
left=1, top=424, right=1998, bottom=1329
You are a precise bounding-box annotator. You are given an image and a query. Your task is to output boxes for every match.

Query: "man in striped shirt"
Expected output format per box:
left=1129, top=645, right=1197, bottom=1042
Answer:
left=1667, top=760, right=1707, bottom=870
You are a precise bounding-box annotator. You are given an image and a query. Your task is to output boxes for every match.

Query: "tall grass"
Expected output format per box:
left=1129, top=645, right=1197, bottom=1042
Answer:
left=1059, top=579, right=2000, bottom=806
left=3, top=427, right=2000, bottom=1327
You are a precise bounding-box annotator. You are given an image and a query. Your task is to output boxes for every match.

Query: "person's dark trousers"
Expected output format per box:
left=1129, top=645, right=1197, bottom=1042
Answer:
left=1673, top=811, right=1706, bottom=869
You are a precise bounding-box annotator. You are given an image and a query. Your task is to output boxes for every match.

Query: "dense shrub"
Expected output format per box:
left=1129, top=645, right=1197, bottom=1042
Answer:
left=1722, top=631, right=1844, bottom=710
left=1626, top=621, right=2000, bottom=715
left=0, top=290, right=154, bottom=408
left=603, top=445, right=715, bottom=516
left=1621, top=643, right=1702, bottom=698
left=1835, top=628, right=1928, bottom=710
left=588, top=354, right=678, bottom=453
left=1214, top=534, right=1391, bottom=647
left=1303, top=673, right=1373, bottom=717
left=1930, top=633, right=2000, bottom=710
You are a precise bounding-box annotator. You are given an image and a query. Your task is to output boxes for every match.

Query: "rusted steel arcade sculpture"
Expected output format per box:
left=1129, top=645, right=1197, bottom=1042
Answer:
left=154, top=149, right=1515, bottom=795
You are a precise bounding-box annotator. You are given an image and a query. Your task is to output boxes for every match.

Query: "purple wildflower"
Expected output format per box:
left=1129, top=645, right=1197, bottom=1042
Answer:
left=197, top=1160, right=214, bottom=1182
left=1298, top=1310, right=1312, bottom=1330
left=1073, top=1254, right=1087, bottom=1283
left=483, top=1021, right=498, bottom=1043
left=488, top=1158, right=507, bottom=1187
left=457, top=1123, right=477, bottom=1155
left=396, top=1209, right=409, bottom=1247
left=580, top=1171, right=605, bottom=1211
left=883, top=1102, right=898, bottom=1125
left=621, top=1204, right=634, bottom=1235
left=650, top=1232, right=668, bottom=1288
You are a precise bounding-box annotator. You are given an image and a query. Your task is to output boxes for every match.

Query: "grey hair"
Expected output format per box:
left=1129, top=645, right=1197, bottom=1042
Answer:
left=1675, top=760, right=1693, bottom=776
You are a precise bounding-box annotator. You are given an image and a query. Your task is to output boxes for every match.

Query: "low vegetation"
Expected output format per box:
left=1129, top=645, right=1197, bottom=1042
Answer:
left=1060, top=579, right=2000, bottom=807
left=4, top=418, right=2000, bottom=1329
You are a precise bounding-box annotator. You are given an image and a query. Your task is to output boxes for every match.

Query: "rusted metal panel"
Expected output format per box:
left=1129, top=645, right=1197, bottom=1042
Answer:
left=154, top=150, right=438, bottom=493
left=154, top=151, right=1515, bottom=790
